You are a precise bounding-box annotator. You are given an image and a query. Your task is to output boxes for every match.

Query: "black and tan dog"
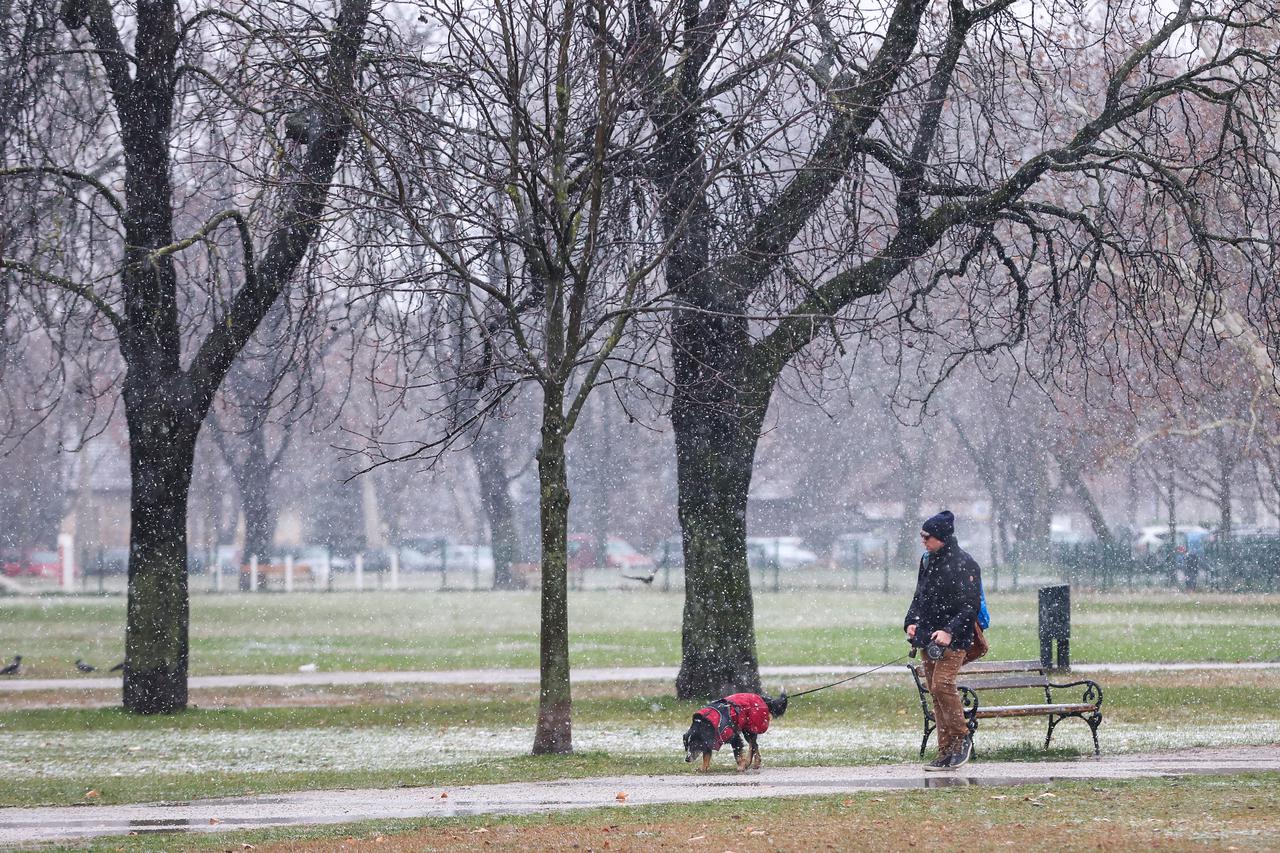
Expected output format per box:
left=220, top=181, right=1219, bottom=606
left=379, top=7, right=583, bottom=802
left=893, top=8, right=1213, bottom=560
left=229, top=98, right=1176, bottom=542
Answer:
left=683, top=692, right=788, bottom=771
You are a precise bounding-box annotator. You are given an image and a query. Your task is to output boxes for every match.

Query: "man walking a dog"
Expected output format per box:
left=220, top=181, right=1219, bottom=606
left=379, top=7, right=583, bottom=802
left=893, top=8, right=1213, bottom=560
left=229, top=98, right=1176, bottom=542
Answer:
left=904, top=510, right=984, bottom=770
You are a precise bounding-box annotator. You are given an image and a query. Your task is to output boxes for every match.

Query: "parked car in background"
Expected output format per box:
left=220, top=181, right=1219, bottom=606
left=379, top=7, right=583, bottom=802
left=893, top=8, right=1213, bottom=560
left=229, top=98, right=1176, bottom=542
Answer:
left=441, top=544, right=494, bottom=574
left=1133, top=524, right=1209, bottom=556
left=746, top=536, right=818, bottom=570
left=832, top=531, right=896, bottom=567
left=91, top=547, right=130, bottom=576
left=1, top=548, right=64, bottom=580
left=396, top=545, right=443, bottom=572
left=567, top=535, right=655, bottom=574
left=400, top=534, right=452, bottom=557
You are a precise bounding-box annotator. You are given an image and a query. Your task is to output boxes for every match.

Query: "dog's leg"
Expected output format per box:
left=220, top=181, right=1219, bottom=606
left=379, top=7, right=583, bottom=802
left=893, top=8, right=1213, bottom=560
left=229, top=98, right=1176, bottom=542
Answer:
left=700, top=752, right=711, bottom=772
left=748, top=733, right=761, bottom=770
left=732, top=734, right=748, bottom=772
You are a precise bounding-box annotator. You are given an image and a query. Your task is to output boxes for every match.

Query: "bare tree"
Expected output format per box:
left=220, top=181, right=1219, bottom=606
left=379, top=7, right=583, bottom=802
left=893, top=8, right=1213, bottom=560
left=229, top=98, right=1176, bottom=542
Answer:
left=1, top=0, right=376, bottom=712
left=362, top=0, right=679, bottom=752
left=608, top=0, right=1280, bottom=697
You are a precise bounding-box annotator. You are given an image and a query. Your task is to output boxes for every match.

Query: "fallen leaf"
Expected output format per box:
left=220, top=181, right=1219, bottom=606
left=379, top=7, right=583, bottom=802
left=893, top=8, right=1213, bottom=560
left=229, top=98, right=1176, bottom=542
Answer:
left=84, top=790, right=100, bottom=799
left=440, top=791, right=449, bottom=798
left=615, top=791, right=628, bottom=801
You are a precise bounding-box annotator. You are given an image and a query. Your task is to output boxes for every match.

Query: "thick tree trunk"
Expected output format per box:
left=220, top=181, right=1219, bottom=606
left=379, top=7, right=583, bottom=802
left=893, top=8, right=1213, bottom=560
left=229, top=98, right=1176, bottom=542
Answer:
left=472, top=426, right=519, bottom=589
left=673, top=424, right=762, bottom=699
left=122, top=384, right=198, bottom=714
left=671, top=318, right=767, bottom=699
left=532, top=407, right=572, bottom=754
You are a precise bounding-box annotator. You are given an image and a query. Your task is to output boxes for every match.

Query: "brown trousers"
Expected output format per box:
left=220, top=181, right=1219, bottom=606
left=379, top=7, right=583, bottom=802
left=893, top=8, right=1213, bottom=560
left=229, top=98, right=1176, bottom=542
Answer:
left=923, top=647, right=968, bottom=756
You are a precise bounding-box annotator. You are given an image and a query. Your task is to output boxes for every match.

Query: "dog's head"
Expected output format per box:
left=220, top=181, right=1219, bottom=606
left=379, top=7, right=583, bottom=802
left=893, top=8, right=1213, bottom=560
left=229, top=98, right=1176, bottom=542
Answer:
left=683, top=715, right=717, bottom=762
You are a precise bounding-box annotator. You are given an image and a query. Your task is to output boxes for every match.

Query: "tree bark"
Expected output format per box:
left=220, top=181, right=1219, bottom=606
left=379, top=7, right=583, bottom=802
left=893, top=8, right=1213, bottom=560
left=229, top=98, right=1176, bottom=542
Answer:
left=122, top=381, right=198, bottom=714
left=672, top=313, right=767, bottom=698
left=1058, top=459, right=1118, bottom=549
left=233, top=430, right=278, bottom=589
left=532, top=400, right=572, bottom=754
left=471, top=425, right=519, bottom=589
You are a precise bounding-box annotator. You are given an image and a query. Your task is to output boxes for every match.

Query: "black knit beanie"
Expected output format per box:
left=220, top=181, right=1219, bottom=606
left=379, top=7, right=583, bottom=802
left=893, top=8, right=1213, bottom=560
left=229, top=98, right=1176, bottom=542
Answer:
left=922, top=510, right=955, bottom=541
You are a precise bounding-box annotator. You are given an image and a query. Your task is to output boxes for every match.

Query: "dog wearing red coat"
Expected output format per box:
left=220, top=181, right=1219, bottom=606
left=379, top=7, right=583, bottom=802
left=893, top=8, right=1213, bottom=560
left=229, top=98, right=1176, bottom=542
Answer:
left=683, top=692, right=788, bottom=771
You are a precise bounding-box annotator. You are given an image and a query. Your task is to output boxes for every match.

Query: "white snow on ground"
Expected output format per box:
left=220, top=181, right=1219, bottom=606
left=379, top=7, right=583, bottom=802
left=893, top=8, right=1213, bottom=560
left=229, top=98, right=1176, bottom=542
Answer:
left=5, top=720, right=1278, bottom=779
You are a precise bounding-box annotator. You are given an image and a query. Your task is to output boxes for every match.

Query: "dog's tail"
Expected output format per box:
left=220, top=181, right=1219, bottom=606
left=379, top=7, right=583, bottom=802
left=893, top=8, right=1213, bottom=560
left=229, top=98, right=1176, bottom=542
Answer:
left=765, top=692, right=788, bottom=718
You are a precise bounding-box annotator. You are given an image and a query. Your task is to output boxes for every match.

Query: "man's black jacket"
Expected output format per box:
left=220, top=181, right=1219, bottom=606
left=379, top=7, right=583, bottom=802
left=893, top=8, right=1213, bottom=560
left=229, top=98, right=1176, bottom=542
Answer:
left=903, top=536, right=983, bottom=650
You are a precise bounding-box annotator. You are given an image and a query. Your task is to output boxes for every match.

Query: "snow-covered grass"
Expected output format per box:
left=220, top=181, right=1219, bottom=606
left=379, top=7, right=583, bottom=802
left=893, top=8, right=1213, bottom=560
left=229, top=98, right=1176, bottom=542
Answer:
left=0, top=589, right=1277, bottom=678
left=1, top=672, right=1277, bottom=806
left=8, top=720, right=1279, bottom=783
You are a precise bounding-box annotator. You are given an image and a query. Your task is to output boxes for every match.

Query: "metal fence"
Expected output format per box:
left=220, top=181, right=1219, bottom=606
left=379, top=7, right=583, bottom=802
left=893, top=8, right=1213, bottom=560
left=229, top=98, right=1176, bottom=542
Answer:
left=14, top=541, right=1276, bottom=598
left=1050, top=540, right=1280, bottom=593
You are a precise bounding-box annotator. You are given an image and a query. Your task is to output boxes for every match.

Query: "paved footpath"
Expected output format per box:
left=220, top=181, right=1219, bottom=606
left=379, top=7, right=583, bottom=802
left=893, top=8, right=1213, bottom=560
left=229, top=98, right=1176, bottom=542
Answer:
left=1, top=745, right=1277, bottom=846
left=2, top=661, right=1277, bottom=692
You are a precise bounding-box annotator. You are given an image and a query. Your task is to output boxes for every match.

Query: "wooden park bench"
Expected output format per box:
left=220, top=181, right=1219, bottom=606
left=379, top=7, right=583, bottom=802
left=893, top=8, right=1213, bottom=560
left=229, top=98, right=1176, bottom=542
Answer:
left=908, top=659, right=1104, bottom=757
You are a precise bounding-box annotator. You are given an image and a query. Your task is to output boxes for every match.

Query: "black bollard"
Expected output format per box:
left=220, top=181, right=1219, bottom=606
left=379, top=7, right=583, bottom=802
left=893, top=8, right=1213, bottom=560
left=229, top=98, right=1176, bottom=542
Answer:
left=1038, top=584, right=1071, bottom=671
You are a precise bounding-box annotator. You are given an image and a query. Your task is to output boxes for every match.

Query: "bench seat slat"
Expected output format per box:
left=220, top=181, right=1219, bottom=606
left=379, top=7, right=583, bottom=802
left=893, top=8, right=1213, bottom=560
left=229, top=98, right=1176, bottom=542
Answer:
left=957, top=676, right=1050, bottom=690
left=975, top=703, right=1098, bottom=718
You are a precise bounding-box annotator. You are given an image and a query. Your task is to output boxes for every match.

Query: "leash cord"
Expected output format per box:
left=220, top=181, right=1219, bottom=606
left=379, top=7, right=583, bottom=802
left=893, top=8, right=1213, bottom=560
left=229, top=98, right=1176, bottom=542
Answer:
left=784, top=653, right=913, bottom=699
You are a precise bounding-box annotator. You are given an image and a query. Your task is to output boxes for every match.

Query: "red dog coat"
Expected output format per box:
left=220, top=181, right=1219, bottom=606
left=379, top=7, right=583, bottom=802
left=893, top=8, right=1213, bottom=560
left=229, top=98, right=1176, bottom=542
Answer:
left=694, top=693, right=773, bottom=750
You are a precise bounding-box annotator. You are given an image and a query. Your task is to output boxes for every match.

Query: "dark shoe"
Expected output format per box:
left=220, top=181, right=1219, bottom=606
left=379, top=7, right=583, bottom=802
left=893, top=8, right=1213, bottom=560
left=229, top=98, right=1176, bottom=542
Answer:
left=948, top=736, right=972, bottom=768
left=923, top=751, right=955, bottom=772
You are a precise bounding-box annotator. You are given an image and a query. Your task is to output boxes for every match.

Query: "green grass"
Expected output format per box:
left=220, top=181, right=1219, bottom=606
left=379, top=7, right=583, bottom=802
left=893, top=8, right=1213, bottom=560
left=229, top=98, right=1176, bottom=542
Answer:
left=2, top=589, right=1277, bottom=678
left=53, top=772, right=1280, bottom=853
left=1, top=589, right=1276, bottom=814
left=2, top=678, right=1277, bottom=807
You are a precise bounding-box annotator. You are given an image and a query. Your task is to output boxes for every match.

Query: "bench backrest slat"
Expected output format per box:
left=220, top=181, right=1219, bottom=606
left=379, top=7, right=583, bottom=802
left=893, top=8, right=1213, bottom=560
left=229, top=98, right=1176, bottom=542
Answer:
left=959, top=659, right=1044, bottom=674
left=912, top=660, right=1046, bottom=680
left=957, top=675, right=1050, bottom=691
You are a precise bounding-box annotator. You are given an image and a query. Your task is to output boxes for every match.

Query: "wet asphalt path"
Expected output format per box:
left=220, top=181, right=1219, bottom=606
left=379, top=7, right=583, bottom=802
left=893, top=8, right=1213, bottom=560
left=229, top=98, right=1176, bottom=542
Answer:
left=1, top=661, right=1277, bottom=692
left=0, top=745, right=1277, bottom=847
